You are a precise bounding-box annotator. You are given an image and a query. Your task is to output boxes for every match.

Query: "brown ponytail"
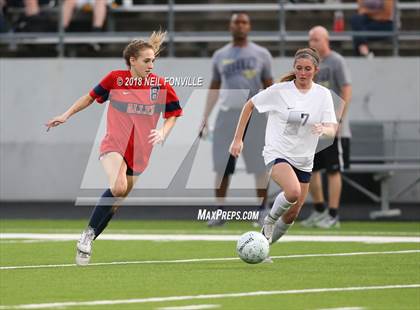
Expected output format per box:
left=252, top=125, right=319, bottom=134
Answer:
left=279, top=72, right=296, bottom=82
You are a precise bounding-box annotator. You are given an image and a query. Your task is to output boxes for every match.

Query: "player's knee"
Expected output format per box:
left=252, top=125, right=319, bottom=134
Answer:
left=110, top=182, right=127, bottom=198
left=284, top=187, right=300, bottom=203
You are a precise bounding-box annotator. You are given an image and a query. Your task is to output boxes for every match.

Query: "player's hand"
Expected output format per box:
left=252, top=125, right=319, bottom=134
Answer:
left=148, top=128, right=165, bottom=145
left=198, top=119, right=208, bottom=139
left=45, top=114, right=68, bottom=132
left=229, top=140, right=243, bottom=158
left=311, top=123, right=324, bottom=136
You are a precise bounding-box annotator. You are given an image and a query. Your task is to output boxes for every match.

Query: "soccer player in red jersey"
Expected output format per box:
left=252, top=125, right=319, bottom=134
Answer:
left=46, top=31, right=182, bottom=266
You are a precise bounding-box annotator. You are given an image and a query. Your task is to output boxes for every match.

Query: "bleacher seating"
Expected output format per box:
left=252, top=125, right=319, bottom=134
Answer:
left=344, top=121, right=420, bottom=219
left=1, top=0, right=419, bottom=57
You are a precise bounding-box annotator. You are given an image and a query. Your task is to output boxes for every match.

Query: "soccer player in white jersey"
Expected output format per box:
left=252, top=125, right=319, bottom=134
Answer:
left=229, top=48, right=338, bottom=244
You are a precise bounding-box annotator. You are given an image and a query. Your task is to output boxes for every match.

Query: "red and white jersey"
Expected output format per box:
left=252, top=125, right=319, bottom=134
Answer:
left=89, top=70, right=182, bottom=174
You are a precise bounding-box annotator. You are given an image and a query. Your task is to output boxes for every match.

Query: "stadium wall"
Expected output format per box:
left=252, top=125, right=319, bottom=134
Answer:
left=0, top=58, right=419, bottom=202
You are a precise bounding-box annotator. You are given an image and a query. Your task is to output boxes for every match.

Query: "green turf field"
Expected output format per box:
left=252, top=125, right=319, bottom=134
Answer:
left=0, top=220, right=419, bottom=310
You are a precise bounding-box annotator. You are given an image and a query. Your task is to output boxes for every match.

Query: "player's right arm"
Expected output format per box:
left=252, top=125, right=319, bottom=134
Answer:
left=45, top=94, right=94, bottom=131
left=46, top=71, right=113, bottom=131
left=199, top=79, right=221, bottom=137
left=200, top=53, right=222, bottom=137
left=229, top=99, right=255, bottom=158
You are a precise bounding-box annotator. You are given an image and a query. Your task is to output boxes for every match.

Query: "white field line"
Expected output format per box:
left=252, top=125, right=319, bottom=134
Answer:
left=157, top=305, right=220, bottom=310
left=1, top=250, right=419, bottom=271
left=0, top=240, right=68, bottom=244
left=1, top=233, right=419, bottom=243
left=2, top=229, right=419, bottom=237
left=0, top=284, right=418, bottom=310
left=316, top=308, right=365, bottom=310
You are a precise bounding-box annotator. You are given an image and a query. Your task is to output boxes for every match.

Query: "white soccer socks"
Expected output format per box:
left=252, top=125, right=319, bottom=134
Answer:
left=262, top=192, right=296, bottom=242
left=271, top=218, right=294, bottom=244
left=268, top=192, right=297, bottom=221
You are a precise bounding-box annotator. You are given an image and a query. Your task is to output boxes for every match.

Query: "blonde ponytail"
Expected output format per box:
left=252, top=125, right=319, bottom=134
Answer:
left=123, top=30, right=167, bottom=67
left=148, top=30, right=167, bottom=56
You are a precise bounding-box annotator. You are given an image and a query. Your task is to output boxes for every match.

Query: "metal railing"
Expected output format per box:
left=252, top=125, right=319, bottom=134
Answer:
left=1, top=1, right=419, bottom=57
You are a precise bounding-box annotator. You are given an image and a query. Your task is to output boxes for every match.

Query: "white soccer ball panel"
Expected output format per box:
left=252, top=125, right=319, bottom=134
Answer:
left=236, top=231, right=270, bottom=264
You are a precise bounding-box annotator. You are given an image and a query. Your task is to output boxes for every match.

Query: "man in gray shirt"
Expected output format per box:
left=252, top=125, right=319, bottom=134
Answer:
left=302, top=26, right=352, bottom=228
left=200, top=12, right=273, bottom=226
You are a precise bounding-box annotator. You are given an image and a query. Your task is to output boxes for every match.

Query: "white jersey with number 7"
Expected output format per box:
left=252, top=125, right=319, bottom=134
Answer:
left=251, top=80, right=337, bottom=172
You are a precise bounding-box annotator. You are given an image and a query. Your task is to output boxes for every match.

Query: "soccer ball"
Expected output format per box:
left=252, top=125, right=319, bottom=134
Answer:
left=236, top=231, right=270, bottom=264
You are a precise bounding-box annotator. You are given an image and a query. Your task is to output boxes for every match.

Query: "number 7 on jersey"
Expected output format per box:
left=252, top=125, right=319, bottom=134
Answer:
left=284, top=111, right=310, bottom=135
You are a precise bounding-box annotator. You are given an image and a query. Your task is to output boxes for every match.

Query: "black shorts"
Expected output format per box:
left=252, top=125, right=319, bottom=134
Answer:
left=270, top=158, right=312, bottom=184
left=8, top=0, right=51, bottom=7
left=313, top=137, right=350, bottom=173
left=125, top=165, right=141, bottom=176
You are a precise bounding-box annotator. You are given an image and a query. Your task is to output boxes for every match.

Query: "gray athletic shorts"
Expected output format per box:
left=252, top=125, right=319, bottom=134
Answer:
left=212, top=109, right=267, bottom=175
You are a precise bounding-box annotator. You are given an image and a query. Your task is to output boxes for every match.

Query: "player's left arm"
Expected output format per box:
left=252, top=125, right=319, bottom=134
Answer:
left=312, top=89, right=338, bottom=137
left=149, top=116, right=178, bottom=145
left=312, top=123, right=337, bottom=138
left=149, top=83, right=182, bottom=145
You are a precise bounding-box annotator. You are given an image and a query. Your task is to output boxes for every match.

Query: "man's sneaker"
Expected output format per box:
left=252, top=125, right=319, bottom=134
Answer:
left=75, top=227, right=95, bottom=266
left=207, top=218, right=226, bottom=227
left=300, top=210, right=328, bottom=227
left=261, top=215, right=276, bottom=243
left=315, top=215, right=340, bottom=229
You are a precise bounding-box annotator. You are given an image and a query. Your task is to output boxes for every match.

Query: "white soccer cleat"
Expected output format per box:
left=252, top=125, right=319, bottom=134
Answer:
left=300, top=210, right=328, bottom=227
left=270, top=221, right=284, bottom=245
left=77, top=226, right=95, bottom=253
left=76, top=250, right=91, bottom=266
left=75, top=227, right=95, bottom=266
left=261, top=215, right=276, bottom=243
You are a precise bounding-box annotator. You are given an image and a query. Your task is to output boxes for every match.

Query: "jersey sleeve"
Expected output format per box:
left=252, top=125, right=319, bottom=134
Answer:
left=163, top=83, right=183, bottom=118
left=251, top=85, right=277, bottom=113
left=89, top=71, right=114, bottom=104
left=321, top=90, right=338, bottom=124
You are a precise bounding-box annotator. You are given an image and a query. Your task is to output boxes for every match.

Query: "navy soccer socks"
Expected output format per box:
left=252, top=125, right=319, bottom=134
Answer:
left=87, top=189, right=117, bottom=239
